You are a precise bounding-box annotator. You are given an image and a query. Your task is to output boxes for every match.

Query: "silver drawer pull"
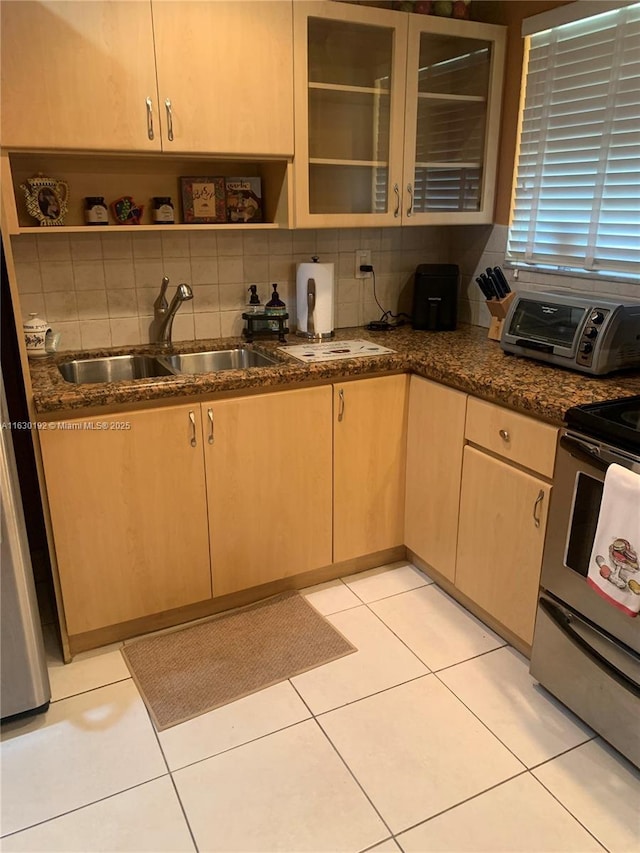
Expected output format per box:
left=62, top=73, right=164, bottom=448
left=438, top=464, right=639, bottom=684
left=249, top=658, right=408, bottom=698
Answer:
left=338, top=388, right=345, bottom=422
left=499, top=429, right=510, bottom=442
left=145, top=97, right=154, bottom=140
left=533, top=489, right=544, bottom=528
left=189, top=410, right=197, bottom=447
left=207, top=407, right=214, bottom=445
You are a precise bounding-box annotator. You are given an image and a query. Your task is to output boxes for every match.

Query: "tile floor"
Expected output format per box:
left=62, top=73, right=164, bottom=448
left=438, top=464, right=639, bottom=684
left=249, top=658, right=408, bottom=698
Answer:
left=1, top=562, right=639, bottom=852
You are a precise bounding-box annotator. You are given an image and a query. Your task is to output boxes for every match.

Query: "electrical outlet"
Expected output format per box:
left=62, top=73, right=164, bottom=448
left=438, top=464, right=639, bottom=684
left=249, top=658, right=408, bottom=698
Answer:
left=355, top=249, right=372, bottom=278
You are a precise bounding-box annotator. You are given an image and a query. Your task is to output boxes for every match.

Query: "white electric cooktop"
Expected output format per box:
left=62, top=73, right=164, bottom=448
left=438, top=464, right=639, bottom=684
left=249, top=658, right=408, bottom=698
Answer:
left=278, top=339, right=395, bottom=364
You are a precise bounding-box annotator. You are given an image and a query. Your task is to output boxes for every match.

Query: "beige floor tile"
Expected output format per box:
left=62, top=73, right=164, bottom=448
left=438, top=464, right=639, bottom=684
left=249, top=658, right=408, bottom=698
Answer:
left=0, top=680, right=167, bottom=836
left=370, top=585, right=504, bottom=670
left=318, top=675, right=524, bottom=834
left=343, top=562, right=431, bottom=604
left=173, top=719, right=388, bottom=852
left=158, top=681, right=311, bottom=771
left=397, top=774, right=604, bottom=852
left=533, top=739, right=640, bottom=853
left=1, top=777, right=194, bottom=852
left=43, top=625, right=130, bottom=703
left=438, top=646, right=594, bottom=767
left=365, top=840, right=401, bottom=852
left=301, top=578, right=361, bottom=615
left=291, top=605, right=428, bottom=714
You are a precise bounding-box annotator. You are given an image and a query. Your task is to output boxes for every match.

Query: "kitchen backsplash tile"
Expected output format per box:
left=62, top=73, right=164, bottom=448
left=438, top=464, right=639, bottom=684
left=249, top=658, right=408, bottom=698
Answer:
left=14, top=224, right=633, bottom=353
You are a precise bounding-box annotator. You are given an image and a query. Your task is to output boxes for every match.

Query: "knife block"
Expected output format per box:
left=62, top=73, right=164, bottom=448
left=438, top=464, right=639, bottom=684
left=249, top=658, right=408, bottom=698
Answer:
left=486, top=291, right=516, bottom=341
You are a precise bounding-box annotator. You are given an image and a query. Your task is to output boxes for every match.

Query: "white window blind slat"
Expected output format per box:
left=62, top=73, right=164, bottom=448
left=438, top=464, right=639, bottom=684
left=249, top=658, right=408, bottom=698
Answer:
left=507, top=3, right=640, bottom=279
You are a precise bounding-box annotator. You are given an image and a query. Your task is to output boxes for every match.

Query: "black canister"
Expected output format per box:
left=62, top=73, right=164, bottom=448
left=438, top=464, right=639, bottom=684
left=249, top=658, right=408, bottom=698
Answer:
left=152, top=197, right=175, bottom=224
left=84, top=197, right=108, bottom=225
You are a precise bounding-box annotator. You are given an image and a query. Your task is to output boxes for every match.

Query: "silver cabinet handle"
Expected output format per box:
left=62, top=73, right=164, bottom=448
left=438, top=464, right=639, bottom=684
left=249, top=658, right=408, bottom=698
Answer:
left=189, top=410, right=197, bottom=447
left=145, top=97, right=154, bottom=140
left=406, top=183, right=414, bottom=217
left=499, top=429, right=510, bottom=442
left=207, top=407, right=214, bottom=445
left=393, top=183, right=400, bottom=218
left=338, top=388, right=345, bottom=422
left=533, top=489, right=544, bottom=528
left=165, top=98, right=174, bottom=142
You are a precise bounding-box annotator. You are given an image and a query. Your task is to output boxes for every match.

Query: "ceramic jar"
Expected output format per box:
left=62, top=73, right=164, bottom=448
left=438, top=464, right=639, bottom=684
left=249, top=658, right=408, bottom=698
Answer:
left=23, top=312, right=50, bottom=357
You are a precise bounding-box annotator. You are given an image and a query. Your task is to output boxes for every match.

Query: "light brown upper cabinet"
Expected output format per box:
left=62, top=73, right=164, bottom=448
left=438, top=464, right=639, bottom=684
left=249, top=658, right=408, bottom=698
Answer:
left=152, top=1, right=294, bottom=157
left=293, top=1, right=408, bottom=228
left=0, top=1, right=160, bottom=151
left=402, top=15, right=506, bottom=224
left=1, top=1, right=294, bottom=157
left=293, top=2, right=505, bottom=227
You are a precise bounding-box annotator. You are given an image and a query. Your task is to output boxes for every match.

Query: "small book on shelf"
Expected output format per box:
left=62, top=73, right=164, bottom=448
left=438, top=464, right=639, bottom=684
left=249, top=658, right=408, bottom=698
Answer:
left=225, top=177, right=262, bottom=224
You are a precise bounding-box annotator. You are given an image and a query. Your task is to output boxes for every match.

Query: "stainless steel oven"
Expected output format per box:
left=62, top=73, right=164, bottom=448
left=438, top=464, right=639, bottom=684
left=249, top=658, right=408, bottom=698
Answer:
left=530, top=397, right=640, bottom=768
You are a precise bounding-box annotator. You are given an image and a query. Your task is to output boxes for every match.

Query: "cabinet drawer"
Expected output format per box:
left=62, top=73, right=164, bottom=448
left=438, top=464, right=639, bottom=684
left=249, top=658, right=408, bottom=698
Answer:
left=465, top=397, right=557, bottom=478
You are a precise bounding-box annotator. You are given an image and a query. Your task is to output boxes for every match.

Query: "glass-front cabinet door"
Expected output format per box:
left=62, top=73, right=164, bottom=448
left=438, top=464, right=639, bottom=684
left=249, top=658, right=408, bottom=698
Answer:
left=402, top=17, right=506, bottom=224
left=293, top=1, right=408, bottom=228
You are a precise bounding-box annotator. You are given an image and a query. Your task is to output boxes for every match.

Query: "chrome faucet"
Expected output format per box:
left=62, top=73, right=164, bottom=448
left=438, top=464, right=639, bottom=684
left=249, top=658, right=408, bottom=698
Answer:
left=156, top=282, right=193, bottom=346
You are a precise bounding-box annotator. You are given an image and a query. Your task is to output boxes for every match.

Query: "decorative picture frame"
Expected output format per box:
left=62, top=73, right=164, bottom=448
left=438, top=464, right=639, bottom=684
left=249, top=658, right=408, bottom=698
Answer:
left=180, top=176, right=226, bottom=224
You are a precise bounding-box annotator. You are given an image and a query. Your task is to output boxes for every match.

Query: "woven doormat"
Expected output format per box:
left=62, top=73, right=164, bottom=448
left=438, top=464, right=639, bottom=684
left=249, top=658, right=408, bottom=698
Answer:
left=122, top=591, right=356, bottom=731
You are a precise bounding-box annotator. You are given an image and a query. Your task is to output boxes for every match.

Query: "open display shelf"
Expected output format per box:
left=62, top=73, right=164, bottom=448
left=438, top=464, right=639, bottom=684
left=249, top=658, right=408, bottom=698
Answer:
left=3, top=152, right=292, bottom=234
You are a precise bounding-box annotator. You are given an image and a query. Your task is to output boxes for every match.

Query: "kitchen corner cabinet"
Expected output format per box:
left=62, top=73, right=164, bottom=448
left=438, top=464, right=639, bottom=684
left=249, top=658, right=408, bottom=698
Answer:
left=1, top=1, right=294, bottom=157
left=404, top=376, right=466, bottom=582
left=38, top=405, right=212, bottom=636
left=333, top=375, right=408, bottom=562
left=204, top=387, right=333, bottom=597
left=293, top=2, right=505, bottom=227
left=455, top=399, right=557, bottom=646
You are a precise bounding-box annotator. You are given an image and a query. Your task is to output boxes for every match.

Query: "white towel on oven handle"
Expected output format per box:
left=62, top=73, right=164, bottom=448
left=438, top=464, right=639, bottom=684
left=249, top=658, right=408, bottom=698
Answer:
left=587, top=463, right=640, bottom=617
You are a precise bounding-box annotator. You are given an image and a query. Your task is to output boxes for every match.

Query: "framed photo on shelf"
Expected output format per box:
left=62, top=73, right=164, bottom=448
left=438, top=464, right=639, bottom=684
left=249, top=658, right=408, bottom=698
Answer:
left=180, top=176, right=226, bottom=223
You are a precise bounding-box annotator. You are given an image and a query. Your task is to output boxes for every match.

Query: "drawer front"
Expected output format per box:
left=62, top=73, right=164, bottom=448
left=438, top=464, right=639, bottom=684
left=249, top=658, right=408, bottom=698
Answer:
left=465, top=397, right=557, bottom=478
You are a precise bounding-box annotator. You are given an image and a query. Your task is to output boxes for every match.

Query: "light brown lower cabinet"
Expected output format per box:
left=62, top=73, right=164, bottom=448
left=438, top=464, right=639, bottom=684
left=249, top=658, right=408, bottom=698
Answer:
left=203, top=386, right=333, bottom=596
left=404, top=375, right=467, bottom=582
left=455, top=445, right=551, bottom=646
left=333, top=375, right=409, bottom=563
left=39, top=404, right=212, bottom=635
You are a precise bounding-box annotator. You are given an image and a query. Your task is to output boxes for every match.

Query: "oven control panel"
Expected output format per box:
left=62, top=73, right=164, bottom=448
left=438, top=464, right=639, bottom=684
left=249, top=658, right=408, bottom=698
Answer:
left=576, top=308, right=610, bottom=366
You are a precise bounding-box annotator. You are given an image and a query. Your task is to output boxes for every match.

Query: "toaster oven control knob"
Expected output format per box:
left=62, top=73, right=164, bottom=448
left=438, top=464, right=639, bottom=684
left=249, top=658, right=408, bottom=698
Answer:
left=580, top=342, right=594, bottom=354
left=584, top=326, right=598, bottom=339
left=590, top=311, right=605, bottom=324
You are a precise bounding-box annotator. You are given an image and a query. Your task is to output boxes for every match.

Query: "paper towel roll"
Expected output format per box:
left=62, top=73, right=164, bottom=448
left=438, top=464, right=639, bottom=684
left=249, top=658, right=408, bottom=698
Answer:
left=296, top=261, right=334, bottom=338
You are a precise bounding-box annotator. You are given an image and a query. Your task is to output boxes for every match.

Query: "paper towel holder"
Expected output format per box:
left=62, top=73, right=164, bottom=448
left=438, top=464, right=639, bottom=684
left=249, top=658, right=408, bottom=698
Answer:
left=296, top=255, right=335, bottom=340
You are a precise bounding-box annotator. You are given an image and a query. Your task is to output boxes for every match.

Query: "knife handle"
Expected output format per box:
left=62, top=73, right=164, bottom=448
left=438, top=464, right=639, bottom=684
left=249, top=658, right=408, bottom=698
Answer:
left=476, top=276, right=493, bottom=300
left=486, top=268, right=505, bottom=299
left=493, top=266, right=511, bottom=294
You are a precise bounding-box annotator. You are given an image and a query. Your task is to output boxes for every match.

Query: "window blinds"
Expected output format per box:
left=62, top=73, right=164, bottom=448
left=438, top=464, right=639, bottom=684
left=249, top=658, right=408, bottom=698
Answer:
left=507, top=3, right=640, bottom=279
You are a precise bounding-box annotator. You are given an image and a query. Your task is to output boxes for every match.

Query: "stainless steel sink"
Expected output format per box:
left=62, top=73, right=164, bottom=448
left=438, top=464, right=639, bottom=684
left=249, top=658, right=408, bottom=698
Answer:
left=158, top=347, right=278, bottom=375
left=58, top=347, right=279, bottom=383
left=58, top=355, right=173, bottom=384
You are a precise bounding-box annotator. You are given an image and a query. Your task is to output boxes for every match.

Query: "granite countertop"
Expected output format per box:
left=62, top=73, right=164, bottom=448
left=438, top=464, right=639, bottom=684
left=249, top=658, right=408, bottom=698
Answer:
left=28, top=324, right=640, bottom=424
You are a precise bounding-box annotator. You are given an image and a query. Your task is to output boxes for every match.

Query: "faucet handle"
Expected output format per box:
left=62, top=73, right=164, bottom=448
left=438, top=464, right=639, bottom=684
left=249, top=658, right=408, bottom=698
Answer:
left=154, top=275, right=170, bottom=312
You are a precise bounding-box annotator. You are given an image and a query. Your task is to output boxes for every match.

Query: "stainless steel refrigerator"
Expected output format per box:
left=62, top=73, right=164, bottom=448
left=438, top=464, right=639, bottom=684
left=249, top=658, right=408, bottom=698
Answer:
left=0, top=370, right=50, bottom=720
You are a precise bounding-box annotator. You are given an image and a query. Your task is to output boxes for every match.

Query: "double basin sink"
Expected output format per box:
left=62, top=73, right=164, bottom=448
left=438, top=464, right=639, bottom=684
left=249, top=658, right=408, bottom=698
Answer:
left=58, top=348, right=279, bottom=385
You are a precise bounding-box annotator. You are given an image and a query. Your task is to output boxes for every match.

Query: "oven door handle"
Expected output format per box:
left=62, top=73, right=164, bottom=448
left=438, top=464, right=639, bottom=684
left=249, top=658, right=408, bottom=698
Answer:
left=539, top=597, right=640, bottom=695
left=560, top=434, right=609, bottom=473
